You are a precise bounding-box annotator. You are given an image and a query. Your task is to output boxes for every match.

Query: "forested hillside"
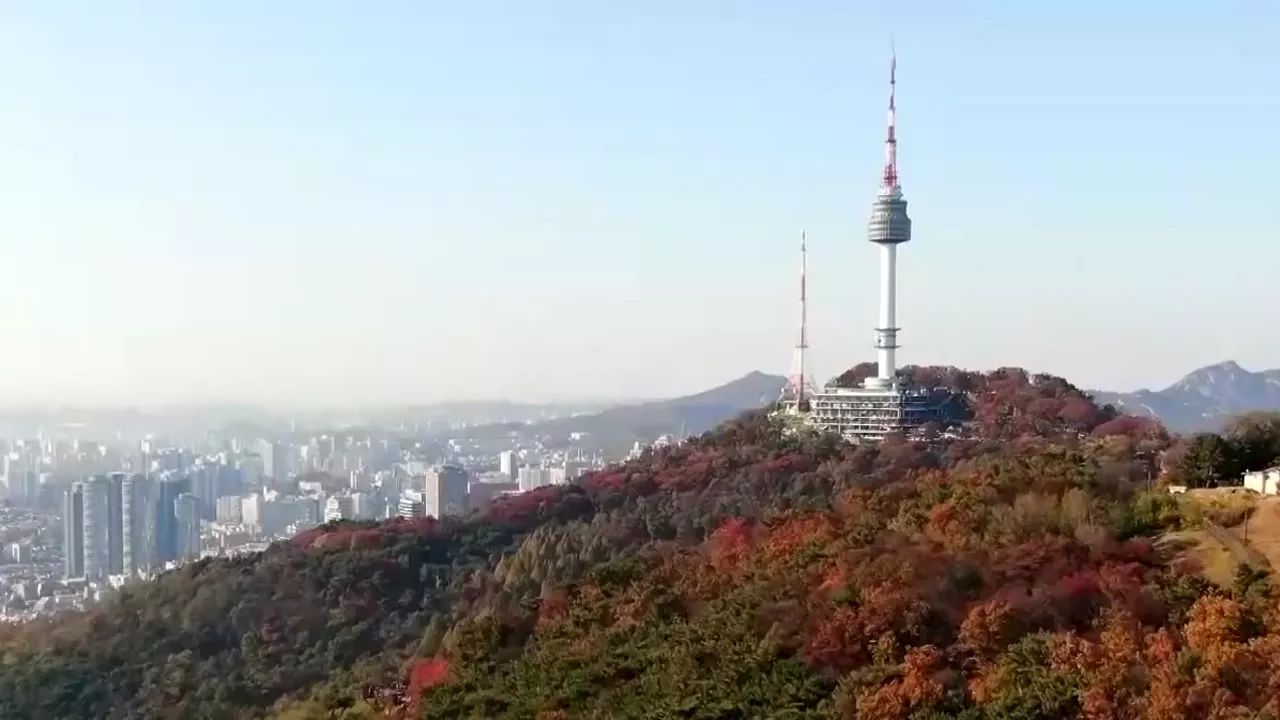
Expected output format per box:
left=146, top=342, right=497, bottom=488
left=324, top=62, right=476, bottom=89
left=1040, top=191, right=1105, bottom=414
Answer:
left=4, top=367, right=1280, bottom=719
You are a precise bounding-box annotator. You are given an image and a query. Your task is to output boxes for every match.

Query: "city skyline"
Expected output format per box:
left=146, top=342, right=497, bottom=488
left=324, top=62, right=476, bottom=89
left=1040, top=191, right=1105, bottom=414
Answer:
left=2, top=2, right=1277, bottom=406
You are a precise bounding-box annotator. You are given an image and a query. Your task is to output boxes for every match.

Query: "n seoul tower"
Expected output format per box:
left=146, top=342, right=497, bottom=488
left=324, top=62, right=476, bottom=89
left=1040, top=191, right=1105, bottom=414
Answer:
left=799, top=52, right=936, bottom=442
left=863, top=51, right=911, bottom=391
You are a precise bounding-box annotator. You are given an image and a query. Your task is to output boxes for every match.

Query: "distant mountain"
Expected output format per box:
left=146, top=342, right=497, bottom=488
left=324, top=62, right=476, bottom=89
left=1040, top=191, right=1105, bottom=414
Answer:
left=446, top=371, right=787, bottom=453
left=361, top=400, right=622, bottom=429
left=531, top=370, right=788, bottom=452
left=1092, top=360, right=1280, bottom=433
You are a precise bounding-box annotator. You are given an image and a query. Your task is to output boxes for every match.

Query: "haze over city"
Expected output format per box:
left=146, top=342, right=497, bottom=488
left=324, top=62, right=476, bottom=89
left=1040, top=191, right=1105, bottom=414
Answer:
left=1, top=1, right=1277, bottom=407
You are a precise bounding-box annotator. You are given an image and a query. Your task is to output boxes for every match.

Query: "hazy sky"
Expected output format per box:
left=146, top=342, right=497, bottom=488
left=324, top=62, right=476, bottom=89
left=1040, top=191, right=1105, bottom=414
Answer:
left=1, top=2, right=1277, bottom=406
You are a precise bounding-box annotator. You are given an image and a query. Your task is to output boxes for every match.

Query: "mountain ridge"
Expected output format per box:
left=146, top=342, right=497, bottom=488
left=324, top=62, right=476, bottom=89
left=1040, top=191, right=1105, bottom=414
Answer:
left=447, top=370, right=788, bottom=452
left=1092, top=360, right=1280, bottom=432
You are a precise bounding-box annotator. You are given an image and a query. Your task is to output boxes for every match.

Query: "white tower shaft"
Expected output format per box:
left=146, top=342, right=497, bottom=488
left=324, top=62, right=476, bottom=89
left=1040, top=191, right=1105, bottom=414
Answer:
left=876, top=243, right=898, bottom=382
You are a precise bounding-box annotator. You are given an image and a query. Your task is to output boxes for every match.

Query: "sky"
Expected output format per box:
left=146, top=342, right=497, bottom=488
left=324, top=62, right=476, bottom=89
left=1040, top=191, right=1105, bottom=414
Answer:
left=0, top=1, right=1277, bottom=407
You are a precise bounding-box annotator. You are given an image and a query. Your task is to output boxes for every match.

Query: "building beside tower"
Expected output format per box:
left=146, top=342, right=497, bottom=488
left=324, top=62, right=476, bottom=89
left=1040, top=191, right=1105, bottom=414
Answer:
left=802, top=53, right=940, bottom=442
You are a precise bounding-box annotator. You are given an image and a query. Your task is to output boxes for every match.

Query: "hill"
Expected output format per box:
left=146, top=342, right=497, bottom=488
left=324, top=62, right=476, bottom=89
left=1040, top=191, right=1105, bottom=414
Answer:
left=447, top=371, right=787, bottom=453
left=7, top=366, right=1280, bottom=719
left=1093, top=360, right=1280, bottom=433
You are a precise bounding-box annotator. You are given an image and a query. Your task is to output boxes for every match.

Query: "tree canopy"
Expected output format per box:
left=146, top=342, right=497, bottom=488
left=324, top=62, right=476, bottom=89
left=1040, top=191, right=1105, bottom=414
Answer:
left=2, top=367, right=1279, bottom=719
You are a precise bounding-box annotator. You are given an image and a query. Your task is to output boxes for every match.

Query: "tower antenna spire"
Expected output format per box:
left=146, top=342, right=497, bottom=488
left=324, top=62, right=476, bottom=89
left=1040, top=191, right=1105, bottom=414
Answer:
left=881, top=47, right=899, bottom=191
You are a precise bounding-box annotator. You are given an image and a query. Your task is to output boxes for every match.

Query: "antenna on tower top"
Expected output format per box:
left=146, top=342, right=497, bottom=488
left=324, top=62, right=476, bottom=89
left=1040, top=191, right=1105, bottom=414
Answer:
left=881, top=47, right=899, bottom=192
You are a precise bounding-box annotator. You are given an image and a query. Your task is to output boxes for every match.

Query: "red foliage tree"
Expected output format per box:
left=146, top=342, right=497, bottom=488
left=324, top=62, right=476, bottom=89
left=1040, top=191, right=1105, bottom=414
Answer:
left=959, top=599, right=1016, bottom=660
left=707, top=518, right=754, bottom=575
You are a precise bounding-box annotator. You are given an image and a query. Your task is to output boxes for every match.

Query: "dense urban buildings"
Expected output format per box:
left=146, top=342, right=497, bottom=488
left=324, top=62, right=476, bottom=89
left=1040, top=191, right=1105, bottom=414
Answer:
left=0, top=416, right=618, bottom=620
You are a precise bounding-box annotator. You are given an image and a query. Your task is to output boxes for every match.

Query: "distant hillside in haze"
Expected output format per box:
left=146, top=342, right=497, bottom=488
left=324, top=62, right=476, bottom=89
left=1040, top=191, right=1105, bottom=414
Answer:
left=1092, top=360, right=1280, bottom=432
left=446, top=371, right=787, bottom=452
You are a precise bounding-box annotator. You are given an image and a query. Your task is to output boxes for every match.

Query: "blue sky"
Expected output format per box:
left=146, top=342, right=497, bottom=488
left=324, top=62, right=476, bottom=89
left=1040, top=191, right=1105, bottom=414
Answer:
left=0, top=2, right=1276, bottom=405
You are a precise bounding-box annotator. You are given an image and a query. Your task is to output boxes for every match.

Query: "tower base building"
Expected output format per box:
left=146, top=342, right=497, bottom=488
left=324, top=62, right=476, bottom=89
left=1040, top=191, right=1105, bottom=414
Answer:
left=805, top=384, right=937, bottom=442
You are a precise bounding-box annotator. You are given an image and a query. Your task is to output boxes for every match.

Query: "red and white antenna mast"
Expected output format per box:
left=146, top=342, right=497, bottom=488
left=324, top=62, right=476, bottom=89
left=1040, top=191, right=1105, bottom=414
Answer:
left=881, top=49, right=899, bottom=191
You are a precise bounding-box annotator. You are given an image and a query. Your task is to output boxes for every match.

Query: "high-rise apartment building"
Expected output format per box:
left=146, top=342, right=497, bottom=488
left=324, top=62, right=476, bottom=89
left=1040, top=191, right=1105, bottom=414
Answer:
left=81, top=476, right=111, bottom=580
left=423, top=466, right=468, bottom=519
left=349, top=492, right=371, bottom=519
left=397, top=491, right=425, bottom=519
left=323, top=496, right=349, bottom=523
left=122, top=473, right=154, bottom=575
left=190, top=466, right=217, bottom=520
left=242, top=493, right=263, bottom=532
left=239, top=453, right=263, bottom=488
left=216, top=463, right=243, bottom=499
left=518, top=467, right=552, bottom=492
left=215, top=495, right=243, bottom=524
left=499, top=451, right=517, bottom=482
left=256, top=440, right=292, bottom=486
left=174, top=493, right=201, bottom=561
left=63, top=484, right=85, bottom=579
left=106, top=472, right=126, bottom=574
left=154, top=475, right=189, bottom=564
